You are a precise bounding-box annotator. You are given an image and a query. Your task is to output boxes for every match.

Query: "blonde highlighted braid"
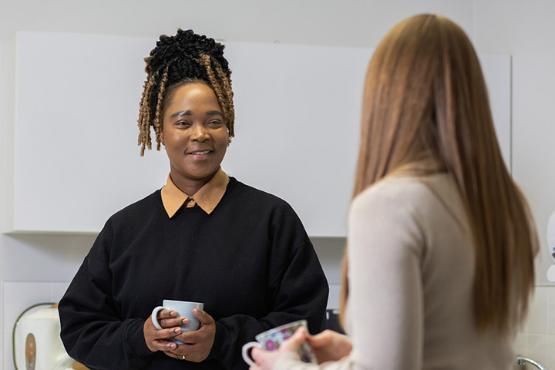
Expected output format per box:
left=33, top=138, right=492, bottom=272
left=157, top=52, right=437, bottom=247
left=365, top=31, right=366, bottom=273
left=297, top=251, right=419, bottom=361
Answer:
left=137, top=73, right=156, bottom=156
left=199, top=53, right=235, bottom=136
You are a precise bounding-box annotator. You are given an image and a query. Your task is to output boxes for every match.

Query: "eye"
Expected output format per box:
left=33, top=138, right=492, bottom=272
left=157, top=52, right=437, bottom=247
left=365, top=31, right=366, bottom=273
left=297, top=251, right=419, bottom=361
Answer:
left=175, top=120, right=192, bottom=128
left=207, top=119, right=224, bottom=128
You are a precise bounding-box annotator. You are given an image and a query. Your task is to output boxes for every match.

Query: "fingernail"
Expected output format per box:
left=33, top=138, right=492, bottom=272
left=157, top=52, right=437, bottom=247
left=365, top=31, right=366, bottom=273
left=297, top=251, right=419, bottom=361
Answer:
left=182, top=318, right=188, bottom=324
left=174, top=328, right=181, bottom=334
left=170, top=311, right=177, bottom=317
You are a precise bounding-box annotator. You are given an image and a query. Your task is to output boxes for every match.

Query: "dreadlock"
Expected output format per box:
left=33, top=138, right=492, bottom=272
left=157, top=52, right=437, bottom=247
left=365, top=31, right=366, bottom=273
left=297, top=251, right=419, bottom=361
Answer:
left=137, top=29, right=235, bottom=156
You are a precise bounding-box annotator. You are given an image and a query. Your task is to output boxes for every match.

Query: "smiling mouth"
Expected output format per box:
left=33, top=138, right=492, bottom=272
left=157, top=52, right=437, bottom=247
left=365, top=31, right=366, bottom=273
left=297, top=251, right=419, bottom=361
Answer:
left=187, top=150, right=213, bottom=155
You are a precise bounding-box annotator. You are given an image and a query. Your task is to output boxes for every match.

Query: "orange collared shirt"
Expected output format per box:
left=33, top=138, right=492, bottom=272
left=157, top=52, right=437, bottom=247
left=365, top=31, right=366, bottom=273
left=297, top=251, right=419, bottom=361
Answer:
left=160, top=169, right=229, bottom=218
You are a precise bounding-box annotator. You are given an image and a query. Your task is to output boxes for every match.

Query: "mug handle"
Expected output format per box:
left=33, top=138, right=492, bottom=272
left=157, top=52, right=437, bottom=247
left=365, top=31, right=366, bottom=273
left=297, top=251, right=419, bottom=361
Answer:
left=151, top=306, right=165, bottom=329
left=241, top=341, right=261, bottom=366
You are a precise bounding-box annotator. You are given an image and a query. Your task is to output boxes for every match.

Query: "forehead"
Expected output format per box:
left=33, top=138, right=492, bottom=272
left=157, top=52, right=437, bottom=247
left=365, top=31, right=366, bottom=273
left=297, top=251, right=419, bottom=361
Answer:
left=165, top=82, right=221, bottom=113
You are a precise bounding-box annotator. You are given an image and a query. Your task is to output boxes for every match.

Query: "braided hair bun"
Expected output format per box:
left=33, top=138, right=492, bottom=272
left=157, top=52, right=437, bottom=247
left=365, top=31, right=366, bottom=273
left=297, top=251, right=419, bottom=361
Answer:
left=145, top=29, right=230, bottom=86
left=138, top=29, right=234, bottom=155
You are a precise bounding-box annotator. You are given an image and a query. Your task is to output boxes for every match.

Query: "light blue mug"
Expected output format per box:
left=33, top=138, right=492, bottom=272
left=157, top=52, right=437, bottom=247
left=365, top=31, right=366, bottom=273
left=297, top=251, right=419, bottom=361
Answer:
left=151, top=299, right=204, bottom=344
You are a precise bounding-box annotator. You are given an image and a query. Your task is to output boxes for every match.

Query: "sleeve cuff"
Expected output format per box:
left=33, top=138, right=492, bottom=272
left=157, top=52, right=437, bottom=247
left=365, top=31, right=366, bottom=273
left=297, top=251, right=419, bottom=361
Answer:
left=206, top=321, right=227, bottom=360
left=125, top=318, right=155, bottom=357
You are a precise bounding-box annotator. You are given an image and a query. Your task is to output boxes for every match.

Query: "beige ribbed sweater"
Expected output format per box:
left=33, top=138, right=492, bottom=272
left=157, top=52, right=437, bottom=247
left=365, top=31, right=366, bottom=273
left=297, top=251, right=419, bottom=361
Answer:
left=276, top=173, right=515, bottom=370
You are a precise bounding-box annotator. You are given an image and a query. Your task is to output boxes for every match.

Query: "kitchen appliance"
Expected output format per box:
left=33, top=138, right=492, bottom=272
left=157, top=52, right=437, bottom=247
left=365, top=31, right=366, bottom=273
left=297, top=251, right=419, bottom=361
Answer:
left=13, top=303, right=87, bottom=370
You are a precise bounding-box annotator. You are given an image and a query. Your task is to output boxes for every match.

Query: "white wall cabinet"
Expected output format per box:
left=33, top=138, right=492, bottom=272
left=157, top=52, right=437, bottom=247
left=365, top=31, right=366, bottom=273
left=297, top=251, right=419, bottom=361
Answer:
left=12, top=32, right=510, bottom=236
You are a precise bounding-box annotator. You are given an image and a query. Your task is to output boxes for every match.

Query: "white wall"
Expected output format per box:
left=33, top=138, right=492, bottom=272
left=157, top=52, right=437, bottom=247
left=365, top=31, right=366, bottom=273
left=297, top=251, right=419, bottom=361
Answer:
left=1, top=0, right=553, bottom=368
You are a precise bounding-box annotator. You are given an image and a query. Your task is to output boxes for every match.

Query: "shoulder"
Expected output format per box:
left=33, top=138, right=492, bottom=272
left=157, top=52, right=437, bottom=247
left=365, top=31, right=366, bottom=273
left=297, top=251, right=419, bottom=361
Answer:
left=350, top=173, right=463, bottom=242
left=351, top=174, right=439, bottom=217
left=230, top=178, right=296, bottom=213
left=348, top=175, right=448, bottom=258
left=229, top=178, right=306, bottom=236
left=106, top=190, right=162, bottom=229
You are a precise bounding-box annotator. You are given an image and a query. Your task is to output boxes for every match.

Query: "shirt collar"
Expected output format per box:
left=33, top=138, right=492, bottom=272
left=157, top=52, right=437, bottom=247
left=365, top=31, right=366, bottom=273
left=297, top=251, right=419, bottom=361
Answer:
left=161, top=168, right=229, bottom=218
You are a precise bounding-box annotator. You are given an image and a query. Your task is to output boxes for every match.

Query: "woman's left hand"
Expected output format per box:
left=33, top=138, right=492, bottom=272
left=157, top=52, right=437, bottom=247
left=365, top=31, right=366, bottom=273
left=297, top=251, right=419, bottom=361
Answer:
left=249, top=327, right=308, bottom=370
left=164, top=308, right=216, bottom=362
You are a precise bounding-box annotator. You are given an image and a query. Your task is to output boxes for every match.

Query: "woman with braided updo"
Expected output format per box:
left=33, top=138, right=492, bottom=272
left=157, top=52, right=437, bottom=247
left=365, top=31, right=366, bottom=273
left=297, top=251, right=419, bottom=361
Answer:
left=59, top=29, right=328, bottom=370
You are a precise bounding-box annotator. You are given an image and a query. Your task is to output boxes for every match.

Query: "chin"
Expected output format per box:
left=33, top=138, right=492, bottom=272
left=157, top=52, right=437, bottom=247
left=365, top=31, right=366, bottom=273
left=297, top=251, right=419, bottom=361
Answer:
left=186, top=168, right=218, bottom=181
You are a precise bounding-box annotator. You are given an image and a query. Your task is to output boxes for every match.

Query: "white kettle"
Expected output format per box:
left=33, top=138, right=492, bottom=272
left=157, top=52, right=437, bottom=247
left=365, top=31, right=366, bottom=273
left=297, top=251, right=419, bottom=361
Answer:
left=13, top=303, right=86, bottom=370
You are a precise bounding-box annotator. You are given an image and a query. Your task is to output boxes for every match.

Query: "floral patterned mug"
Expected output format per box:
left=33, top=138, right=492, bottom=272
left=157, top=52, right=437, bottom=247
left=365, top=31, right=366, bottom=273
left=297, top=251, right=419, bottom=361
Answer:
left=241, top=320, right=317, bottom=365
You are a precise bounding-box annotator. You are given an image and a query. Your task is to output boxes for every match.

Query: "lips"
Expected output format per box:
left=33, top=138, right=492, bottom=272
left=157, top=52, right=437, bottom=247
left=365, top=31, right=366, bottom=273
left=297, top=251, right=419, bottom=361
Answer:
left=186, top=149, right=214, bottom=160
left=186, top=149, right=214, bottom=155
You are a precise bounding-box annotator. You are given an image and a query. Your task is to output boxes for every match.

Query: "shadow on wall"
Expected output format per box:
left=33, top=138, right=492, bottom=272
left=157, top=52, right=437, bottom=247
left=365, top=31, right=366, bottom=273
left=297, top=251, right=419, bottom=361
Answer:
left=310, top=237, right=345, bottom=284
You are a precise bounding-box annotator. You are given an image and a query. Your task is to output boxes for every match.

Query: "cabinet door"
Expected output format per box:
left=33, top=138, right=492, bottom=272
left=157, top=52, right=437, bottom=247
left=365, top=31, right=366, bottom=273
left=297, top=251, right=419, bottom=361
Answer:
left=14, top=32, right=168, bottom=233
left=222, top=42, right=371, bottom=236
left=13, top=33, right=510, bottom=235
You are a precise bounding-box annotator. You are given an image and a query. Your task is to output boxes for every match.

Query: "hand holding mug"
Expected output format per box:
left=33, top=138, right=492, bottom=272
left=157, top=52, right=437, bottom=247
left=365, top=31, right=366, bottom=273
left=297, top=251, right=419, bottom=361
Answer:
left=152, top=307, right=190, bottom=331
left=151, top=300, right=204, bottom=344
left=165, top=308, right=216, bottom=363
left=249, top=326, right=311, bottom=370
left=306, top=329, right=352, bottom=363
left=145, top=299, right=203, bottom=356
left=242, top=320, right=316, bottom=366
left=143, top=311, right=182, bottom=353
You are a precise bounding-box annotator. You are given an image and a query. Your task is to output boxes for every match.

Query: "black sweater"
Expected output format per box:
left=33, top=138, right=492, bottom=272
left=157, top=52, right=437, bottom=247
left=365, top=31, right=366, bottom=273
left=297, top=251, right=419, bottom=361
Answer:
left=59, top=178, right=329, bottom=370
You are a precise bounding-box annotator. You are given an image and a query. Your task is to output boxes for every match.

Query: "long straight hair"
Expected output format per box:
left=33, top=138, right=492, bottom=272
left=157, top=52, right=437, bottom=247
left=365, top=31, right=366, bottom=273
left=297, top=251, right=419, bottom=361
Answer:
left=340, top=14, right=537, bottom=334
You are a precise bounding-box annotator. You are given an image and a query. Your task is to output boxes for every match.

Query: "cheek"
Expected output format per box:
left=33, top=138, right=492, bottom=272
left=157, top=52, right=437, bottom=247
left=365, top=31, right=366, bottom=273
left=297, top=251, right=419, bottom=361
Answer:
left=161, top=120, right=173, bottom=144
left=162, top=130, right=184, bottom=149
left=216, top=136, right=230, bottom=152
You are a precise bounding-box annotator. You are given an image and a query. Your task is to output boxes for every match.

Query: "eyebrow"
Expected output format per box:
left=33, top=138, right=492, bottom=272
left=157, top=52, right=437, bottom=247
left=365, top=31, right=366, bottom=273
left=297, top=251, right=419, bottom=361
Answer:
left=170, top=111, right=192, bottom=119
left=206, top=111, right=224, bottom=117
left=170, top=110, right=223, bottom=119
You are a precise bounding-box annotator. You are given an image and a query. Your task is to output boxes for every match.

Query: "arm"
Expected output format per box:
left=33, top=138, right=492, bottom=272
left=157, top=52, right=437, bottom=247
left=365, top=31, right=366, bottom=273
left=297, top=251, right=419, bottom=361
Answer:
left=269, top=185, right=425, bottom=370
left=346, top=189, right=424, bottom=370
left=208, top=203, right=329, bottom=368
left=58, top=220, right=154, bottom=370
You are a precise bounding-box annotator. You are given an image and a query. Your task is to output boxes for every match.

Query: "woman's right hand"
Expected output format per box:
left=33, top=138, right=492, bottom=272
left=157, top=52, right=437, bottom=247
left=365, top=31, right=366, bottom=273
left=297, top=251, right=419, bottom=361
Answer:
left=143, top=309, right=186, bottom=352
left=307, top=330, right=352, bottom=363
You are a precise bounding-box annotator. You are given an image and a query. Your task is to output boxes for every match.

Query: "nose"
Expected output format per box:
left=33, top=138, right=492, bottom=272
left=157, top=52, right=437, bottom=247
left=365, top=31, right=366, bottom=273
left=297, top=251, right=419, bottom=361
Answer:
left=191, top=123, right=209, bottom=142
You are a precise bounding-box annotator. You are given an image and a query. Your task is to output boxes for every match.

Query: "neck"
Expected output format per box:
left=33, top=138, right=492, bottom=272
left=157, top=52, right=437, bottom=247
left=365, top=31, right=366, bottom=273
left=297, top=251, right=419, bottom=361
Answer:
left=169, top=169, right=218, bottom=196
